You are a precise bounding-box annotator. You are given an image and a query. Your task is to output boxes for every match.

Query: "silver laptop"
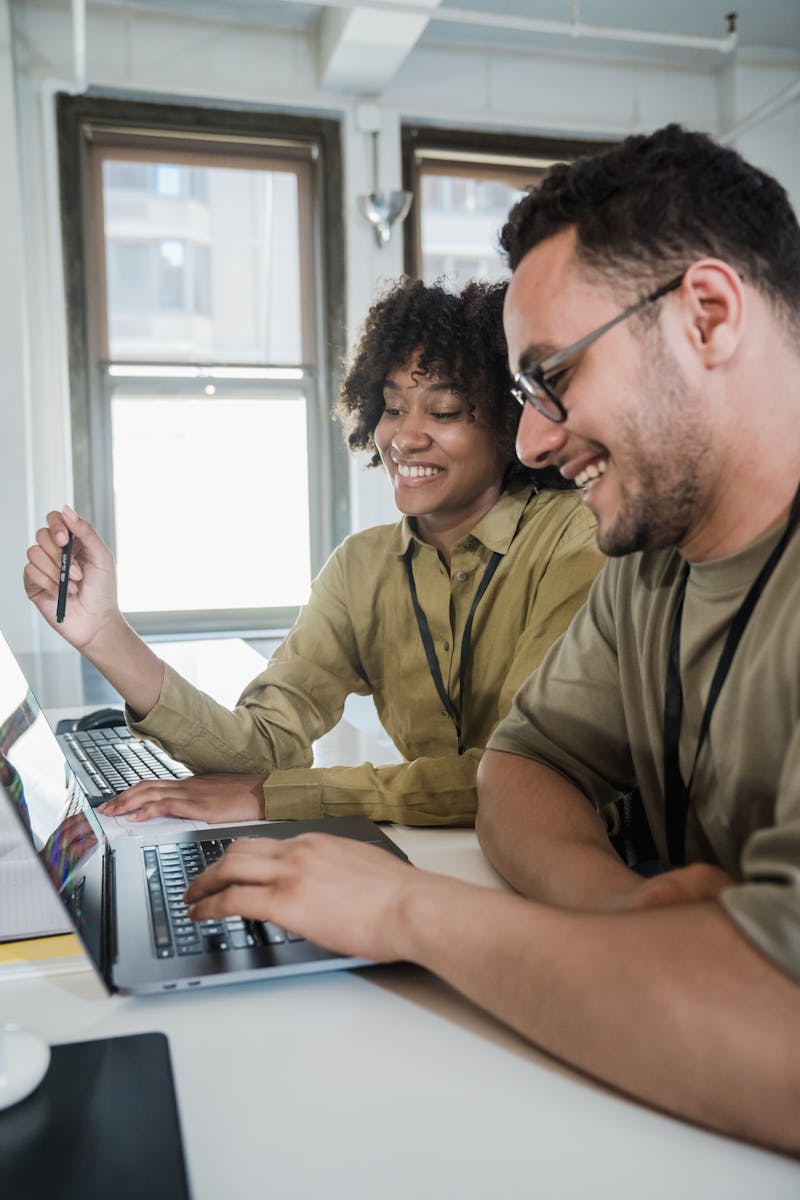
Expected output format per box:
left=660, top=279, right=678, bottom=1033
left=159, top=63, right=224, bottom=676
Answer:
left=0, top=630, right=409, bottom=994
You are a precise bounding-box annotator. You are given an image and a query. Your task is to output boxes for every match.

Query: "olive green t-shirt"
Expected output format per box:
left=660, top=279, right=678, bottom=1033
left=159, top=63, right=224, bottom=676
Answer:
left=130, top=485, right=602, bottom=825
left=490, top=521, right=800, bottom=980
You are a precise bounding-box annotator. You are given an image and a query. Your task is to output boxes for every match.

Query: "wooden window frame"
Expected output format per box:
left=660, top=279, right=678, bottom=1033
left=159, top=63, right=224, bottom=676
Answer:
left=57, top=92, right=348, bottom=636
left=401, top=124, right=615, bottom=279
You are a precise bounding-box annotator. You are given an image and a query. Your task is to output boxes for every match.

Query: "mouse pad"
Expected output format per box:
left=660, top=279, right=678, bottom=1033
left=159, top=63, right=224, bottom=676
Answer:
left=0, top=1031, right=191, bottom=1199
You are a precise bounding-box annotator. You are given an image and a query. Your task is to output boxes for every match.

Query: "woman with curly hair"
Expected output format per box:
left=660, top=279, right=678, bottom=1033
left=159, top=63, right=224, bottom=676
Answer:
left=25, top=279, right=602, bottom=826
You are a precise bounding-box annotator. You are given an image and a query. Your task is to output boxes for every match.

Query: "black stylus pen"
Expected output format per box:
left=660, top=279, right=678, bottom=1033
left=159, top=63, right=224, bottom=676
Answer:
left=56, top=532, right=73, bottom=623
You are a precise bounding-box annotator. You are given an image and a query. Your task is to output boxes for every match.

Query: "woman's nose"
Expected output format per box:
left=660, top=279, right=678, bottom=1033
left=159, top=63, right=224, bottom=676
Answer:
left=392, top=413, right=431, bottom=453
left=515, top=402, right=570, bottom=470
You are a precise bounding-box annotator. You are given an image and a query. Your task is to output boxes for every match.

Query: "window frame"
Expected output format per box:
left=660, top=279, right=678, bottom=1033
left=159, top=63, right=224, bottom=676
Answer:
left=401, top=125, right=615, bottom=280
left=57, top=92, right=348, bottom=636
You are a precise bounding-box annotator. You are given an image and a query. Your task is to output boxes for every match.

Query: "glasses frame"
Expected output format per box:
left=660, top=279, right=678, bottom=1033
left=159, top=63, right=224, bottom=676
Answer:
left=511, top=273, right=685, bottom=423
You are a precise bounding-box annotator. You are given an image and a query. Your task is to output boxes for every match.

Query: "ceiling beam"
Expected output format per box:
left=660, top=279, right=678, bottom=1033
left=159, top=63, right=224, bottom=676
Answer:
left=317, top=0, right=442, bottom=95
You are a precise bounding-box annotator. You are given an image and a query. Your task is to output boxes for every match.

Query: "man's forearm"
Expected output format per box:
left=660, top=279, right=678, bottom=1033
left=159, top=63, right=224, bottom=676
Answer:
left=395, top=874, right=800, bottom=1155
left=476, top=749, right=638, bottom=910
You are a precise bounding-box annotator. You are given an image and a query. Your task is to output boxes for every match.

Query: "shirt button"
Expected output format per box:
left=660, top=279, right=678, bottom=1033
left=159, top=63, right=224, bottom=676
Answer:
left=443, top=641, right=450, bottom=651
left=456, top=570, right=468, bottom=581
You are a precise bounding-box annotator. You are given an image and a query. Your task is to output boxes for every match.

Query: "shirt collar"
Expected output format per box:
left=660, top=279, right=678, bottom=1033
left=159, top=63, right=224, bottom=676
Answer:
left=395, top=484, right=537, bottom=558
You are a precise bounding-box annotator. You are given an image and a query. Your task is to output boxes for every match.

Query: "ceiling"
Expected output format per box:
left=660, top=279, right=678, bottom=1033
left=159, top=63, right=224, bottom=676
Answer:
left=89, top=0, right=800, bottom=93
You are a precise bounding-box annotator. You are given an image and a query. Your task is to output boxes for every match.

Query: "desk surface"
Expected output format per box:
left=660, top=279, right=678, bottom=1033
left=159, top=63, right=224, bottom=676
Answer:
left=3, top=642, right=799, bottom=1196
left=2, top=824, right=798, bottom=1198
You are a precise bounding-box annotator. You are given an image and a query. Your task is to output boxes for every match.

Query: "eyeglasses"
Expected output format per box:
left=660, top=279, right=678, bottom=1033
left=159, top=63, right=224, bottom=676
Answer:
left=511, top=273, right=685, bottom=423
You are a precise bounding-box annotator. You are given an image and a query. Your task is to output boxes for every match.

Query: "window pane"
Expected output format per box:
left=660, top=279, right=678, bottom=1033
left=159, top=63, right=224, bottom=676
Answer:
left=111, top=394, right=311, bottom=613
left=102, top=160, right=304, bottom=363
left=419, top=172, right=528, bottom=291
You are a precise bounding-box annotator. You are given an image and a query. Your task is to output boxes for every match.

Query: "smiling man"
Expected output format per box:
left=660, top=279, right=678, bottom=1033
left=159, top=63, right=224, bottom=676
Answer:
left=181, top=126, right=800, bottom=1155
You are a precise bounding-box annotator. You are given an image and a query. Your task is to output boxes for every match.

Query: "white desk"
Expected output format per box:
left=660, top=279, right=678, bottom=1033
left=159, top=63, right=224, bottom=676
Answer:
left=4, top=643, right=799, bottom=1196
left=2, top=824, right=799, bottom=1198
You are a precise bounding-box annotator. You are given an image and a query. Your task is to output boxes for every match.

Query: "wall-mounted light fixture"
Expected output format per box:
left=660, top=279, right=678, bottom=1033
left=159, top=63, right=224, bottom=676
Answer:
left=356, top=107, right=412, bottom=248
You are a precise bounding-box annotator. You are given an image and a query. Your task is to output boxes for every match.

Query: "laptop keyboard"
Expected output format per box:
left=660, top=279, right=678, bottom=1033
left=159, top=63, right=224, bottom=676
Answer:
left=63, top=726, right=192, bottom=799
left=143, top=839, right=305, bottom=959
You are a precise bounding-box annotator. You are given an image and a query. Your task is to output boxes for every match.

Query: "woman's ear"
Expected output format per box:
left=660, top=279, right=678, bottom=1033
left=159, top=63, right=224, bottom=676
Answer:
left=680, top=259, right=744, bottom=367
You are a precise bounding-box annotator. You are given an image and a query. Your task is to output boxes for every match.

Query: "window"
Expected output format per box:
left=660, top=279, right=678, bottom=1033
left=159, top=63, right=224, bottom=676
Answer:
left=58, top=95, right=346, bottom=635
left=402, top=126, right=614, bottom=290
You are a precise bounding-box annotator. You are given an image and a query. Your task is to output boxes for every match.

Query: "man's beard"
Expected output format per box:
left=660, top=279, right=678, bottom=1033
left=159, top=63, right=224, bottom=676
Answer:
left=595, top=340, right=712, bottom=557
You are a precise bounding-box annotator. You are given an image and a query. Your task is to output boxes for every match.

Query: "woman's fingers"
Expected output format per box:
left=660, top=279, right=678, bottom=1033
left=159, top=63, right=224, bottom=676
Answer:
left=98, top=775, right=265, bottom=823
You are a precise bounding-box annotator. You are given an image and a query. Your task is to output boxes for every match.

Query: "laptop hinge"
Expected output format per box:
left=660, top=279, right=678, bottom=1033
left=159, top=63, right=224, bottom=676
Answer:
left=102, top=847, right=119, bottom=985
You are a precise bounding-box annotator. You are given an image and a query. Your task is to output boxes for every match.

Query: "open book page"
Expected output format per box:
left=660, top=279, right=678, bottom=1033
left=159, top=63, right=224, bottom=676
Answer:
left=0, top=815, right=71, bottom=940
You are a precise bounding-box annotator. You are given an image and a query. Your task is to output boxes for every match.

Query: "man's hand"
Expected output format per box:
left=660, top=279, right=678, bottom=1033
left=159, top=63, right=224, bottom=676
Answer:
left=98, top=774, right=267, bottom=824
left=24, top=507, right=123, bottom=650
left=607, top=862, right=734, bottom=913
left=184, top=833, right=417, bottom=962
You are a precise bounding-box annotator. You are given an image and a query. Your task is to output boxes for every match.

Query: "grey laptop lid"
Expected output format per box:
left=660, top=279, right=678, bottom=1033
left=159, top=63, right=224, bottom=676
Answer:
left=0, top=629, right=408, bottom=994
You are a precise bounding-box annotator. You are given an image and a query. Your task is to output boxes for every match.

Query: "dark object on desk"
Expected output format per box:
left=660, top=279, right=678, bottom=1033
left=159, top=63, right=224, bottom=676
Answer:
left=76, top=706, right=127, bottom=731
left=0, top=1031, right=191, bottom=1199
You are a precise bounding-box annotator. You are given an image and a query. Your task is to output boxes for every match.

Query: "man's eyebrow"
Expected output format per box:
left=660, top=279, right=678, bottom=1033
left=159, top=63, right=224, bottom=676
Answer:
left=516, top=344, right=558, bottom=372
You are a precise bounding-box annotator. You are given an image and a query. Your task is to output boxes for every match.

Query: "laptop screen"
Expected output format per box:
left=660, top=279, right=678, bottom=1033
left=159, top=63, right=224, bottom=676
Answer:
left=0, top=632, right=106, bottom=911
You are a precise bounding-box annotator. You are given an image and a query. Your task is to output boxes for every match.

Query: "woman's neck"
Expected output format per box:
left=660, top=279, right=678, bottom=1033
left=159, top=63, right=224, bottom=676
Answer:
left=414, top=485, right=503, bottom=569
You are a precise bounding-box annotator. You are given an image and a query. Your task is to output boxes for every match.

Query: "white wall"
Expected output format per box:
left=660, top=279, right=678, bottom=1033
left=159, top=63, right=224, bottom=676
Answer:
left=2, top=0, right=799, bottom=651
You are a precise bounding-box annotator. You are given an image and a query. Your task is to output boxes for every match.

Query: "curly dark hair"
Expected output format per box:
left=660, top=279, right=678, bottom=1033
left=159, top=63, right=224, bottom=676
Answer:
left=501, top=124, right=800, bottom=333
left=336, top=277, right=569, bottom=492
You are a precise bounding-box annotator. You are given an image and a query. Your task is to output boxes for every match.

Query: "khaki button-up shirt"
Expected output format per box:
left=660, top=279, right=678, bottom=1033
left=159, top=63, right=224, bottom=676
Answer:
left=130, top=485, right=602, bottom=824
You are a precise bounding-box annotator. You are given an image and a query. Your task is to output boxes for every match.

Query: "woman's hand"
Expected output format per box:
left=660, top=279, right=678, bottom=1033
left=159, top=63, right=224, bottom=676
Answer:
left=98, top=774, right=267, bottom=824
left=24, top=507, right=123, bottom=651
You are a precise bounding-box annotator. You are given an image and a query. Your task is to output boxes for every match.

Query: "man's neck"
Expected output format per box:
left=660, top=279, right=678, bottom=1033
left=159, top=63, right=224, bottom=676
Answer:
left=680, top=475, right=800, bottom=563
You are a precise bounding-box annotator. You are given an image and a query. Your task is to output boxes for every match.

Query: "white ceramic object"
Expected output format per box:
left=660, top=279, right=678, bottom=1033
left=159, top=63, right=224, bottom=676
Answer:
left=0, top=1024, right=51, bottom=1109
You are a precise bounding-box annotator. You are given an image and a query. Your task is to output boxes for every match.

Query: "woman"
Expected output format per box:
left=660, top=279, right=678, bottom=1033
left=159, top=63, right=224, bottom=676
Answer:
left=24, top=279, right=602, bottom=826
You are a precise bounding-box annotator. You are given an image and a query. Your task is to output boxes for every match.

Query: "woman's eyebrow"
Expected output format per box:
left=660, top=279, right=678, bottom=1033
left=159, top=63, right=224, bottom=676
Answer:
left=382, top=377, right=453, bottom=393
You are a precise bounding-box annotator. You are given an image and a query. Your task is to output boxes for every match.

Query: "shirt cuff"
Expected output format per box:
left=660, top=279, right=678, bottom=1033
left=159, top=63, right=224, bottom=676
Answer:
left=262, top=768, right=325, bottom=820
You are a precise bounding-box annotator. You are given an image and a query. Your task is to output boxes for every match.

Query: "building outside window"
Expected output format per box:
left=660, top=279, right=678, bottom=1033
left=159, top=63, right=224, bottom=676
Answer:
left=402, top=127, right=613, bottom=291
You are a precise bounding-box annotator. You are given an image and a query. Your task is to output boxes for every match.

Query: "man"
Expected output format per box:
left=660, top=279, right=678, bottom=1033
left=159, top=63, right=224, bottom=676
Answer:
left=183, top=126, right=800, bottom=1155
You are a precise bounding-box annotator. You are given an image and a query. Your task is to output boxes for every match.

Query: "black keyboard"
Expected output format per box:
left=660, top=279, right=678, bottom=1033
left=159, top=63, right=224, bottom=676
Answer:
left=63, top=726, right=191, bottom=798
left=143, top=839, right=305, bottom=959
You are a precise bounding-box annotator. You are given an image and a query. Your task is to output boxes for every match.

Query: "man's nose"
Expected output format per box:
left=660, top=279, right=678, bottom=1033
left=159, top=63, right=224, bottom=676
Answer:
left=515, top=402, right=569, bottom=469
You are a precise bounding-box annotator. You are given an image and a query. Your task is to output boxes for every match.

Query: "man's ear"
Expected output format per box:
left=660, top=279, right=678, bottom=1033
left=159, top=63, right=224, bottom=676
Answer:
left=680, top=259, right=744, bottom=367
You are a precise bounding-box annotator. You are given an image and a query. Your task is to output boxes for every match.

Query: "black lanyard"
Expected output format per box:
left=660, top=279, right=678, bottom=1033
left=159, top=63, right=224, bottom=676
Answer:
left=663, top=483, right=800, bottom=865
left=404, top=546, right=502, bottom=754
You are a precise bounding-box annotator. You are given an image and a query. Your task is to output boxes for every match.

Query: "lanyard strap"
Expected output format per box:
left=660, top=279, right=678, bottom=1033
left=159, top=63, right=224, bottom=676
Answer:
left=663, top=483, right=800, bottom=865
left=404, top=547, right=502, bottom=754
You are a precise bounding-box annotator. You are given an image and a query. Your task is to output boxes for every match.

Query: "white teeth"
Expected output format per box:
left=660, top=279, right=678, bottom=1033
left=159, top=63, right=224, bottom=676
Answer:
left=574, top=459, right=608, bottom=489
left=397, top=463, right=442, bottom=479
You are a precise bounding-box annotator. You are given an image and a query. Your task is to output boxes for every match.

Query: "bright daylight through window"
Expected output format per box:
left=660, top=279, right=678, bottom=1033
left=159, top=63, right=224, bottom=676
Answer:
left=100, top=156, right=311, bottom=616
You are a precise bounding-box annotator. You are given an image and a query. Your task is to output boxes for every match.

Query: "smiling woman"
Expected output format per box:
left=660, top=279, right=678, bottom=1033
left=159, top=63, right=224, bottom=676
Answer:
left=25, top=279, right=603, bottom=827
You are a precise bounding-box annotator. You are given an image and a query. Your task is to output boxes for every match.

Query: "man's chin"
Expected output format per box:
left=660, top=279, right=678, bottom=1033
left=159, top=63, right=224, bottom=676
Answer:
left=595, top=509, right=649, bottom=558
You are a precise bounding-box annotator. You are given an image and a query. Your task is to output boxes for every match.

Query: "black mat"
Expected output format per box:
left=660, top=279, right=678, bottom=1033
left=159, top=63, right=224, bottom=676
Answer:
left=0, top=1031, right=190, bottom=1199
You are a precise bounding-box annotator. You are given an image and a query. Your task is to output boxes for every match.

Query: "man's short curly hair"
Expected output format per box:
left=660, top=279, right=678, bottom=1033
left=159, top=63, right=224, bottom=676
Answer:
left=336, top=277, right=568, bottom=492
left=501, top=124, right=800, bottom=335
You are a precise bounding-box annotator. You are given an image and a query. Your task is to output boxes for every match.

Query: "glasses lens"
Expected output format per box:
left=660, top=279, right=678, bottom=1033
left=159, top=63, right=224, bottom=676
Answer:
left=515, top=372, right=564, bottom=422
